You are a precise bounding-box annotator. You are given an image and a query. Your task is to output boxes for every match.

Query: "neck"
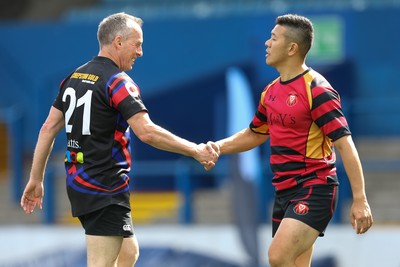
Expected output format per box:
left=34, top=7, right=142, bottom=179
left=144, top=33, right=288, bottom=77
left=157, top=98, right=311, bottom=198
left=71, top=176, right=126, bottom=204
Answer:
left=98, top=48, right=120, bottom=69
left=276, top=61, right=308, bottom=82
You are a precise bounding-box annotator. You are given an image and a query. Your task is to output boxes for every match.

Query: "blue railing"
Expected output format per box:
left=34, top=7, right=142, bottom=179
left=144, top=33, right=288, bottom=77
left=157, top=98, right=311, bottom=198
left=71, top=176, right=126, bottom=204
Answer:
left=42, top=158, right=231, bottom=224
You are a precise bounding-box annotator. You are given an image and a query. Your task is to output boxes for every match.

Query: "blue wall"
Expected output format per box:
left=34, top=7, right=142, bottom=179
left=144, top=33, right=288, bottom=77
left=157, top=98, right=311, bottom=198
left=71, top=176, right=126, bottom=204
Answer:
left=1, top=7, right=399, bottom=154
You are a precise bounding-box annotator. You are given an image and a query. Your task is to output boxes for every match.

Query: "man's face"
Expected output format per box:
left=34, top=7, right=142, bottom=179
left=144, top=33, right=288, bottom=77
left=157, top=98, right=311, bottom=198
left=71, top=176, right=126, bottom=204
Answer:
left=264, top=25, right=290, bottom=67
left=119, top=23, right=143, bottom=72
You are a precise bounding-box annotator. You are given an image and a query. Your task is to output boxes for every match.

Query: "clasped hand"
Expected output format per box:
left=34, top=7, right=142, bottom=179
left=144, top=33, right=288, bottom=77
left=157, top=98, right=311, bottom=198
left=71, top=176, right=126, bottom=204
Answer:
left=195, top=141, right=220, bottom=170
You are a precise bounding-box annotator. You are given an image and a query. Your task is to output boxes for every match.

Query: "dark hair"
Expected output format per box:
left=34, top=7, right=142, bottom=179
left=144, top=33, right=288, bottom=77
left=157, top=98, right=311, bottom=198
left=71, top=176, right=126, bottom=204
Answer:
left=276, top=14, right=314, bottom=57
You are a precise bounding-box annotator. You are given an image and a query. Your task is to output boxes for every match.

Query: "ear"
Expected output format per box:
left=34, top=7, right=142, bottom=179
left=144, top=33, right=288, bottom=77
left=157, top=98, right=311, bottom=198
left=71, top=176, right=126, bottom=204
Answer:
left=288, top=42, right=299, bottom=56
left=113, top=35, right=123, bottom=49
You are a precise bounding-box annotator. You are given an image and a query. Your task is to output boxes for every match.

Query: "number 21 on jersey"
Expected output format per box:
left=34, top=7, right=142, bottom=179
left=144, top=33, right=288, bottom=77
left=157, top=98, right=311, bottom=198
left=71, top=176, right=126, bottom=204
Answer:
left=62, top=87, right=92, bottom=135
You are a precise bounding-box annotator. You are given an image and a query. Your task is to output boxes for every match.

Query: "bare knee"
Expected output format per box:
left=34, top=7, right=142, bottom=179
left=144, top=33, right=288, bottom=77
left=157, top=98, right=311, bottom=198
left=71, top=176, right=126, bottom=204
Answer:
left=268, top=245, right=292, bottom=267
left=131, top=249, right=139, bottom=265
left=134, top=250, right=139, bottom=263
left=118, top=249, right=139, bottom=267
left=268, top=245, right=313, bottom=267
left=118, top=237, right=139, bottom=267
left=268, top=244, right=296, bottom=267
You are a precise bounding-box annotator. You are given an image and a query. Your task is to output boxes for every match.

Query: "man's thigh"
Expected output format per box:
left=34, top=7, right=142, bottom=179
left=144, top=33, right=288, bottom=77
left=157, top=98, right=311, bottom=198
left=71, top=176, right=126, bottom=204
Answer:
left=86, top=235, right=123, bottom=267
left=269, top=218, right=319, bottom=263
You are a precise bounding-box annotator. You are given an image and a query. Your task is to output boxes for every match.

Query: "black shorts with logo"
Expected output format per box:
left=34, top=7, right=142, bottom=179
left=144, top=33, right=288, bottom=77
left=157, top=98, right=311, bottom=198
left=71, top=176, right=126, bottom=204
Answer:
left=272, top=184, right=338, bottom=237
left=78, top=204, right=134, bottom=237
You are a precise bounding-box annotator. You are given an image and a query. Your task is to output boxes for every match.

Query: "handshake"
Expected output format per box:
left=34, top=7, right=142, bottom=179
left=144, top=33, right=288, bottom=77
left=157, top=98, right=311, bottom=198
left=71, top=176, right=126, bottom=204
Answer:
left=194, top=141, right=220, bottom=170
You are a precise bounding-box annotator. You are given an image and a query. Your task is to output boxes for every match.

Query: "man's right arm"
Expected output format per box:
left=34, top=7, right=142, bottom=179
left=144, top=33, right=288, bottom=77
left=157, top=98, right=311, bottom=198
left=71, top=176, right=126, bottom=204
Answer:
left=21, top=106, right=64, bottom=213
left=127, top=111, right=218, bottom=168
left=30, top=107, right=65, bottom=180
left=213, top=128, right=269, bottom=156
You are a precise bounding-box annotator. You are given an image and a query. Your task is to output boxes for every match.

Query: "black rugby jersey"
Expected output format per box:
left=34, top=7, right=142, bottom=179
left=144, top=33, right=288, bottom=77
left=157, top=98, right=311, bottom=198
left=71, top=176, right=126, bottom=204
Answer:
left=53, top=56, right=147, bottom=216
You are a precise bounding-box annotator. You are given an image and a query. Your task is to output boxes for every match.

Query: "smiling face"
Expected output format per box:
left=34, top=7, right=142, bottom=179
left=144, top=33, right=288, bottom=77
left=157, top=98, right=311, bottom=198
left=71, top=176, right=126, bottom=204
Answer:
left=97, top=13, right=144, bottom=72
left=264, top=24, right=291, bottom=68
left=117, top=22, right=143, bottom=72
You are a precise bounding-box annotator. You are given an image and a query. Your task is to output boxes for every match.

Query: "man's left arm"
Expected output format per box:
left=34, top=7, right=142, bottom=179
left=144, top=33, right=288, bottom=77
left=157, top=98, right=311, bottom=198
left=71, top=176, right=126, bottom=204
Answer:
left=334, top=135, right=373, bottom=234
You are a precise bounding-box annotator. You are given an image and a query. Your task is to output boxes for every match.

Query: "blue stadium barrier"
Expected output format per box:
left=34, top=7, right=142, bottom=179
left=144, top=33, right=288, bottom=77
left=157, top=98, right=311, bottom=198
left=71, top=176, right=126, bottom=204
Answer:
left=0, top=249, right=86, bottom=267
left=136, top=247, right=241, bottom=267
left=173, top=158, right=229, bottom=224
left=312, top=256, right=337, bottom=267
left=42, top=164, right=56, bottom=224
left=42, top=158, right=230, bottom=224
left=0, top=246, right=243, bottom=267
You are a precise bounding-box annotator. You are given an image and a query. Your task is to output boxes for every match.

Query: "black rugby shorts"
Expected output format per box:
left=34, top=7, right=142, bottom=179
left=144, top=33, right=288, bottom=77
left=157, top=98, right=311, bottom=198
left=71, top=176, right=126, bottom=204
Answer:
left=272, top=184, right=338, bottom=237
left=78, top=204, right=134, bottom=237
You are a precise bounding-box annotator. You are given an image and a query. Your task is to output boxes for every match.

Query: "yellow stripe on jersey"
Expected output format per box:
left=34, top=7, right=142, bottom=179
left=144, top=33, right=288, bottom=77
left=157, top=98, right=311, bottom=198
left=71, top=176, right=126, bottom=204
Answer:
left=303, top=71, right=314, bottom=109
left=306, top=122, right=333, bottom=158
left=251, top=124, right=269, bottom=134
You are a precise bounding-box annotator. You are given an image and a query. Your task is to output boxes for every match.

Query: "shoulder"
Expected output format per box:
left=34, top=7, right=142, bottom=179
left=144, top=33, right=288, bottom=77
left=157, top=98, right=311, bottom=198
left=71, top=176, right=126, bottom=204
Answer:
left=262, top=77, right=280, bottom=94
left=108, top=72, right=136, bottom=87
left=304, top=69, right=339, bottom=97
left=306, top=69, right=333, bottom=90
left=108, top=72, right=142, bottom=97
left=258, top=77, right=280, bottom=104
left=266, top=77, right=280, bottom=90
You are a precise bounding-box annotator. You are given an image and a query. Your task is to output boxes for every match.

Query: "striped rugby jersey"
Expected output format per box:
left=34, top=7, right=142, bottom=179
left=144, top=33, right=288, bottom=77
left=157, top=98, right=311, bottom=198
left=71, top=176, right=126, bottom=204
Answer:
left=250, top=68, right=351, bottom=191
left=53, top=56, right=147, bottom=216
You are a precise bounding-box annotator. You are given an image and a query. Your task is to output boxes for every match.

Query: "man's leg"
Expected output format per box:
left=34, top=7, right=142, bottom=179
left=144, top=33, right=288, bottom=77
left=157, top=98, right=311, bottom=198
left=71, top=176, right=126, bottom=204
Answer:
left=86, top=235, right=123, bottom=267
left=268, top=218, right=319, bottom=267
left=117, top=235, right=140, bottom=267
left=295, top=244, right=314, bottom=267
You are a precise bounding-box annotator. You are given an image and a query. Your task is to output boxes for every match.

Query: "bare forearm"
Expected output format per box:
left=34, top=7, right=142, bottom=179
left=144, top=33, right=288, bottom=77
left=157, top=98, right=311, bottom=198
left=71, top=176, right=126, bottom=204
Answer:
left=217, top=128, right=268, bottom=155
left=335, top=135, right=373, bottom=233
left=29, top=106, right=64, bottom=180
left=30, top=126, right=58, bottom=181
left=335, top=136, right=367, bottom=200
left=141, top=124, right=197, bottom=157
left=340, top=147, right=366, bottom=200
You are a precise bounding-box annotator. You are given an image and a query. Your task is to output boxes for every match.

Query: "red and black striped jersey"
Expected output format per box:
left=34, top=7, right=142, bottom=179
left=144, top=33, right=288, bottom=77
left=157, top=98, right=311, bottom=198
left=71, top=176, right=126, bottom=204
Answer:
left=250, top=68, right=350, bottom=191
left=53, top=56, right=147, bottom=216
